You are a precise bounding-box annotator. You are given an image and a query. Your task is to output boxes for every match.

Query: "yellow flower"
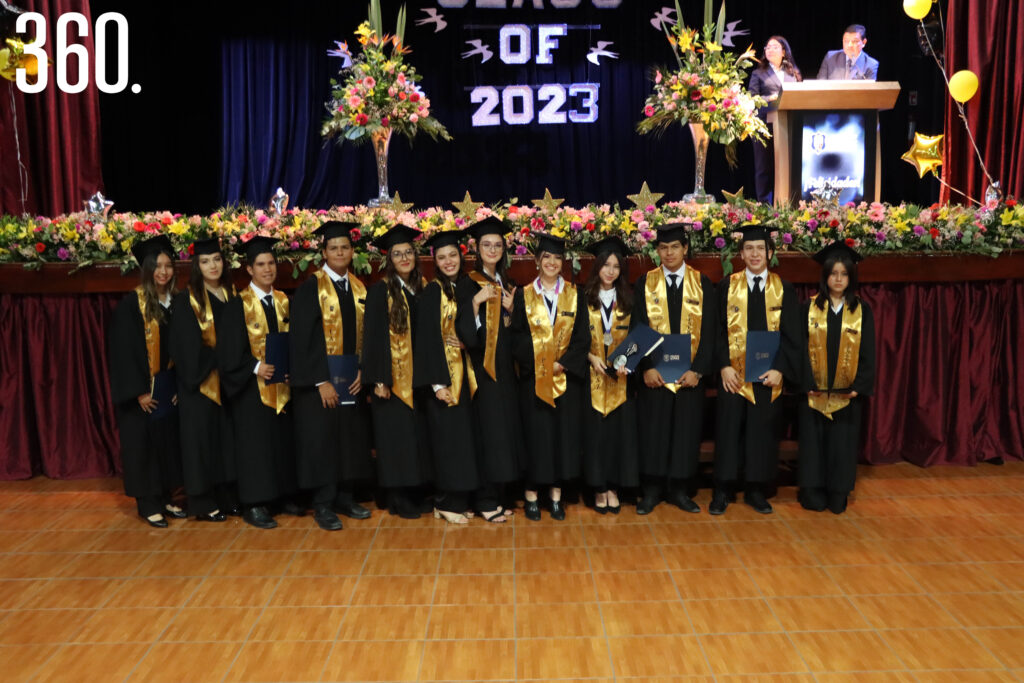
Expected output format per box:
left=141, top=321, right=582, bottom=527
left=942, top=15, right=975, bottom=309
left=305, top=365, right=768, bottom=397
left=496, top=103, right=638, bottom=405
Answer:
left=1001, top=208, right=1016, bottom=226
left=937, top=206, right=950, bottom=220
left=167, top=221, right=188, bottom=236
left=893, top=221, right=910, bottom=234
left=709, top=219, right=725, bottom=235
left=120, top=238, right=132, bottom=252
left=619, top=218, right=635, bottom=234
left=551, top=226, right=567, bottom=238
left=846, top=209, right=858, bottom=223
left=61, top=228, right=78, bottom=243
left=746, top=215, right=761, bottom=225
left=704, top=41, right=722, bottom=53
left=700, top=85, right=715, bottom=99
left=800, top=210, right=811, bottom=221
left=676, top=29, right=695, bottom=52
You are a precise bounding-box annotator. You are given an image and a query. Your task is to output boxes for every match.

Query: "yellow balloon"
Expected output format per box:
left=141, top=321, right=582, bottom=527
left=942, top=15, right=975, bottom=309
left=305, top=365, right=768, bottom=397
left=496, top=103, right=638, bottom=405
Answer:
left=948, top=70, right=979, bottom=103
left=901, top=132, right=944, bottom=178
left=903, top=0, right=932, bottom=20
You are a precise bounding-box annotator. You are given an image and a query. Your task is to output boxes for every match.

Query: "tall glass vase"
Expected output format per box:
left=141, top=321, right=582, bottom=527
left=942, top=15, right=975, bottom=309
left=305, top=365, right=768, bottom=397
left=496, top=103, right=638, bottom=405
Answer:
left=367, top=127, right=393, bottom=207
left=683, top=121, right=714, bottom=204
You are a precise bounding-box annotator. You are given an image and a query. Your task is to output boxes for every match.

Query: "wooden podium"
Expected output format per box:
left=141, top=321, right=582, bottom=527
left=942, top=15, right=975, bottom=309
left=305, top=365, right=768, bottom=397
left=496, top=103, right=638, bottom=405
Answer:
left=773, top=81, right=900, bottom=204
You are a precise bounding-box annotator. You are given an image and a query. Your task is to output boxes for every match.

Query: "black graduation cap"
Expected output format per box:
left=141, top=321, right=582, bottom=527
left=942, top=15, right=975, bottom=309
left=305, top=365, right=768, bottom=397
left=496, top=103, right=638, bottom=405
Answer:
left=191, top=237, right=222, bottom=256
left=466, top=216, right=510, bottom=241
left=423, top=229, right=466, bottom=253
left=371, top=224, right=421, bottom=251
left=737, top=223, right=772, bottom=245
left=238, top=235, right=280, bottom=261
left=813, top=240, right=864, bottom=264
left=313, top=221, right=356, bottom=243
left=131, top=235, right=175, bottom=265
left=533, top=233, right=566, bottom=256
left=653, top=222, right=691, bottom=245
left=585, top=236, right=630, bottom=257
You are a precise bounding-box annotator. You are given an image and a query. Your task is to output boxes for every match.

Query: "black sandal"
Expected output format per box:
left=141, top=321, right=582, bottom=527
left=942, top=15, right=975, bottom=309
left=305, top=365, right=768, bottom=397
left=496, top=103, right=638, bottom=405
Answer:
left=480, top=508, right=508, bottom=524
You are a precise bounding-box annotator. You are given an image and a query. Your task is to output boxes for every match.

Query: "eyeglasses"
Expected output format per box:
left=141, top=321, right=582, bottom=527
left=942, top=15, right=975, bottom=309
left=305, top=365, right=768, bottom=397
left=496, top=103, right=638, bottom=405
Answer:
left=391, top=249, right=415, bottom=259
left=479, top=241, right=504, bottom=251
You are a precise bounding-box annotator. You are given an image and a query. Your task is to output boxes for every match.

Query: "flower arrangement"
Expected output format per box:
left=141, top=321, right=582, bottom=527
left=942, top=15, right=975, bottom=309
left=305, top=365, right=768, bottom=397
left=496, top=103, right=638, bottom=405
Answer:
left=637, top=0, right=769, bottom=153
left=321, top=0, right=451, bottom=146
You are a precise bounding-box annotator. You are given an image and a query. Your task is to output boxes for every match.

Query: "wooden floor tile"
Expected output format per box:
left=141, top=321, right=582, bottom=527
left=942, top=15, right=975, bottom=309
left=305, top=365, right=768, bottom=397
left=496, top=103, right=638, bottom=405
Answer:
left=228, top=529, right=308, bottom=552
left=158, top=528, right=240, bottom=552
left=0, top=552, right=73, bottom=579
left=268, top=576, right=358, bottom=607
left=801, top=539, right=895, bottom=566
left=650, top=523, right=728, bottom=545
left=767, top=596, right=871, bottom=631
left=133, top=550, right=222, bottom=577
left=588, top=545, right=668, bottom=572
left=900, top=562, right=1008, bottom=593
left=979, top=562, right=1024, bottom=590
left=26, top=577, right=126, bottom=608
left=673, top=569, right=762, bottom=599
left=585, top=524, right=660, bottom=546
left=441, top=527, right=514, bottom=549
left=362, top=549, right=440, bottom=575
left=438, top=548, right=513, bottom=574
left=944, top=537, right=1024, bottom=562
left=89, top=530, right=169, bottom=553
left=299, top=528, right=376, bottom=551
left=825, top=565, right=922, bottom=595
left=515, top=547, right=590, bottom=573
left=685, top=598, right=783, bottom=633
left=0, top=643, right=60, bottom=680
left=129, top=641, right=242, bottom=682
left=594, top=570, right=680, bottom=601
left=881, top=628, right=1004, bottom=669
left=872, top=538, right=968, bottom=564
left=420, top=639, right=516, bottom=680
left=105, top=577, right=203, bottom=608
left=349, top=575, right=435, bottom=605
left=0, top=609, right=92, bottom=643
left=322, top=640, right=423, bottom=681
left=813, top=674, right=917, bottom=683
left=699, top=632, right=808, bottom=674
left=516, top=636, right=613, bottom=678
left=0, top=578, right=45, bottom=609
left=607, top=635, right=710, bottom=676
left=336, top=605, right=430, bottom=640
left=0, top=531, right=35, bottom=551
left=285, top=550, right=367, bottom=576
left=968, top=627, right=1024, bottom=668
left=515, top=525, right=586, bottom=548
left=208, top=550, right=294, bottom=577
left=161, top=606, right=262, bottom=641
left=426, top=604, right=515, bottom=639
left=515, top=602, right=604, bottom=638
left=185, top=576, right=277, bottom=607
left=224, top=640, right=333, bottom=682
left=56, top=551, right=150, bottom=578
left=849, top=593, right=960, bottom=629
left=72, top=607, right=177, bottom=643
left=911, top=672, right=1019, bottom=683
left=934, top=592, right=1024, bottom=627
left=0, top=510, right=58, bottom=531
left=732, top=543, right=818, bottom=568
left=516, top=572, right=596, bottom=603
left=433, top=574, right=514, bottom=604
left=788, top=630, right=903, bottom=671
left=247, top=606, right=345, bottom=641
left=784, top=519, right=866, bottom=542
left=718, top=522, right=798, bottom=544
left=748, top=566, right=843, bottom=597
left=32, top=642, right=150, bottom=683
left=600, top=600, right=693, bottom=636
left=374, top=527, right=445, bottom=549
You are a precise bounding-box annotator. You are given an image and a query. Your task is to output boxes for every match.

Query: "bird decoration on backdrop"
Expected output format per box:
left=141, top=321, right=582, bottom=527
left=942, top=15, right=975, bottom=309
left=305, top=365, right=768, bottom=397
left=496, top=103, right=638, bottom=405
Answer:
left=415, top=8, right=447, bottom=33
left=461, top=39, right=493, bottom=64
left=587, top=41, right=619, bottom=65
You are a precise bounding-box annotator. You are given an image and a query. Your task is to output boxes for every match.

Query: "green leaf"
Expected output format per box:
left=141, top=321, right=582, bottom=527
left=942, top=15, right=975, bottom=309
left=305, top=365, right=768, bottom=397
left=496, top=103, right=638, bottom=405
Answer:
left=721, top=254, right=733, bottom=276
left=703, top=0, right=712, bottom=32
left=396, top=4, right=406, bottom=45
left=714, top=1, right=726, bottom=45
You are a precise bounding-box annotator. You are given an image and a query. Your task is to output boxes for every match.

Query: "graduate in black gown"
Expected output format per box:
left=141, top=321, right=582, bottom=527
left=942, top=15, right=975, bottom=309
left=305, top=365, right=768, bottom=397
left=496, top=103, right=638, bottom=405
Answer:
left=107, top=235, right=184, bottom=527
left=168, top=237, right=238, bottom=522
left=290, top=222, right=374, bottom=531
left=363, top=225, right=433, bottom=518
left=455, top=217, right=522, bottom=522
left=797, top=241, right=875, bottom=514
left=713, top=224, right=801, bottom=515
left=414, top=229, right=480, bottom=524
left=511, top=233, right=590, bottom=521
left=581, top=236, right=640, bottom=513
left=633, top=223, right=717, bottom=515
left=218, top=236, right=300, bottom=529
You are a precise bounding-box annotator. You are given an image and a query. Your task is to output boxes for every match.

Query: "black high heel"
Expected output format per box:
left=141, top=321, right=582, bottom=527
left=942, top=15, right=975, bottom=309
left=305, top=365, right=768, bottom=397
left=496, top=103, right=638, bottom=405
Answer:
left=140, top=514, right=169, bottom=528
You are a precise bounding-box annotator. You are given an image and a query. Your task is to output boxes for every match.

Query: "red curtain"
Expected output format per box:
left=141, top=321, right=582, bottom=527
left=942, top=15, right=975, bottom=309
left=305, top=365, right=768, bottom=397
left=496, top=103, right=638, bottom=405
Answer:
left=0, top=0, right=103, bottom=216
left=942, top=0, right=1024, bottom=203
left=2, top=283, right=1022, bottom=480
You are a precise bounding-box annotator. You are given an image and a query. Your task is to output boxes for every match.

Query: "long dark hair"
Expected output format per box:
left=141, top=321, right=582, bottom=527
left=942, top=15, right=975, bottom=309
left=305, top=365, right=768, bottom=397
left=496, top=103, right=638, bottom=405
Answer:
left=383, top=243, right=423, bottom=334
left=757, top=35, right=803, bottom=81
left=433, top=245, right=463, bottom=301
left=474, top=238, right=512, bottom=291
left=814, top=253, right=860, bottom=312
left=139, top=250, right=176, bottom=324
left=584, top=251, right=633, bottom=316
left=188, top=250, right=234, bottom=322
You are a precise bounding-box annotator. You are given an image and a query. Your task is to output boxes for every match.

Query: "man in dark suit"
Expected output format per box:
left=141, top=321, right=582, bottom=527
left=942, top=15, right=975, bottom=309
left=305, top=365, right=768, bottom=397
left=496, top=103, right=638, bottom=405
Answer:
left=816, top=24, right=878, bottom=81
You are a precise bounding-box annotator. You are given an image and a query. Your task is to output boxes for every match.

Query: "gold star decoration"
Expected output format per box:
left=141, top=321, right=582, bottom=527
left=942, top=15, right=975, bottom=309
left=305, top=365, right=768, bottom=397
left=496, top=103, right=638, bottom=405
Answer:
left=385, top=192, right=415, bottom=214
left=721, top=186, right=748, bottom=205
left=452, top=191, right=484, bottom=217
left=901, top=132, right=944, bottom=178
left=626, top=181, right=665, bottom=210
left=531, top=188, right=565, bottom=213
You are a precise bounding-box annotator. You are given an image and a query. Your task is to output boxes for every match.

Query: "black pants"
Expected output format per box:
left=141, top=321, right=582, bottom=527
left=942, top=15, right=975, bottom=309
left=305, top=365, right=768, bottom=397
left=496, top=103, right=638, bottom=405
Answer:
left=641, top=476, right=692, bottom=500
left=753, top=121, right=775, bottom=203
left=714, top=383, right=783, bottom=488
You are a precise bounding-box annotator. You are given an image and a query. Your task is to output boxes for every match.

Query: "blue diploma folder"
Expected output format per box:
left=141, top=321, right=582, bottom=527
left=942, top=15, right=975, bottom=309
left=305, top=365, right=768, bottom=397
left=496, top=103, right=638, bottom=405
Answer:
left=327, top=354, right=360, bottom=406
left=606, top=324, right=663, bottom=377
left=745, top=331, right=780, bottom=382
left=149, top=369, right=177, bottom=420
left=265, top=332, right=289, bottom=385
left=653, top=334, right=691, bottom=382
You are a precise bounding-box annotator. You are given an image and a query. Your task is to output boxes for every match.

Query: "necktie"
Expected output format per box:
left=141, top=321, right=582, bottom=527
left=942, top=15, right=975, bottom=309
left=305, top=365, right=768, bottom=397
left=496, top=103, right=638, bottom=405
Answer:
left=845, top=58, right=852, bottom=79
left=335, top=278, right=348, bottom=295
left=753, top=275, right=763, bottom=292
left=668, top=274, right=679, bottom=291
left=262, top=294, right=278, bottom=334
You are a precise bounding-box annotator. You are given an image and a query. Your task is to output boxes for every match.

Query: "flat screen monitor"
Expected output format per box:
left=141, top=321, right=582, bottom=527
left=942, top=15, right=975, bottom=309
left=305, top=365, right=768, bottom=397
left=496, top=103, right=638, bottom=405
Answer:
left=791, top=111, right=875, bottom=205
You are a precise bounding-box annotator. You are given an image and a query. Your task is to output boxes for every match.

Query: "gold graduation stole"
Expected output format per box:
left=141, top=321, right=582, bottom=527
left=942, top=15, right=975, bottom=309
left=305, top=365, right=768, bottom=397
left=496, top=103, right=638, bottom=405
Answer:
left=439, top=281, right=477, bottom=404
left=386, top=288, right=415, bottom=410
left=314, top=270, right=367, bottom=358
left=807, top=300, right=863, bottom=419
left=188, top=286, right=228, bottom=405
left=524, top=281, right=578, bottom=408
left=588, top=302, right=629, bottom=416
left=644, top=266, right=705, bottom=393
left=468, top=271, right=501, bottom=381
left=727, top=271, right=784, bottom=405
left=239, top=288, right=290, bottom=414
left=134, top=286, right=162, bottom=379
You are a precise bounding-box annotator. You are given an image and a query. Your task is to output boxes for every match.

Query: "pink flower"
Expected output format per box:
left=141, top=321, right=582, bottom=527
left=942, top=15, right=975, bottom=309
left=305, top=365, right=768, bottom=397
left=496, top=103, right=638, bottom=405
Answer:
left=363, top=76, right=376, bottom=88
left=388, top=87, right=397, bottom=97
left=397, top=73, right=407, bottom=85
left=409, top=113, right=419, bottom=123
left=349, top=95, right=362, bottom=108
left=410, top=92, right=420, bottom=103
left=655, top=71, right=663, bottom=84
left=644, top=104, right=655, bottom=117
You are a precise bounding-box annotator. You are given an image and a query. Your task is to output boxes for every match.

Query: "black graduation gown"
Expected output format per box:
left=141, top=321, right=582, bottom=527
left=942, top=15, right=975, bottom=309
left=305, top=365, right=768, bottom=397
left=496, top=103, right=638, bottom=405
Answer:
left=581, top=298, right=640, bottom=491
left=168, top=290, right=236, bottom=500
left=713, top=273, right=801, bottom=486
left=455, top=272, right=523, bottom=484
left=217, top=293, right=297, bottom=505
left=413, top=279, right=480, bottom=493
left=362, top=280, right=432, bottom=489
left=289, top=274, right=374, bottom=491
left=107, top=293, right=182, bottom=499
left=510, top=284, right=590, bottom=486
left=632, top=269, right=717, bottom=484
left=797, top=298, right=876, bottom=494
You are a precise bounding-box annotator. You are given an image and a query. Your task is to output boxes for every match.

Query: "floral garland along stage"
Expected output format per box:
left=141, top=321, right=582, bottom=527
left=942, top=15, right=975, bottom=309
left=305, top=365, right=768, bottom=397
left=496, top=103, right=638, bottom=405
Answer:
left=3, top=197, right=1022, bottom=277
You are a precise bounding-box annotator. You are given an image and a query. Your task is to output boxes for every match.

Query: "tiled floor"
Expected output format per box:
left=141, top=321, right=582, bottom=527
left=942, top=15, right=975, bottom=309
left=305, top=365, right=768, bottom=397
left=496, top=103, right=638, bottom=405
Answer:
left=1, top=463, right=1023, bottom=682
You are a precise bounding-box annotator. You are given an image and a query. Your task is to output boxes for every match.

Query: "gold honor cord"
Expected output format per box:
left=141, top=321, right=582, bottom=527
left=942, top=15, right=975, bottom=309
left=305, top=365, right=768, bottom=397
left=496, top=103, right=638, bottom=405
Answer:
left=438, top=282, right=477, bottom=404
left=588, top=304, right=629, bottom=416
left=240, top=288, right=290, bottom=414
left=468, top=271, right=500, bottom=381
left=188, top=287, right=225, bottom=405
left=726, top=272, right=784, bottom=405
left=807, top=301, right=863, bottom=419
left=135, top=287, right=161, bottom=378
left=644, top=266, right=704, bottom=393
left=386, top=290, right=416, bottom=410
left=524, top=282, right=578, bottom=408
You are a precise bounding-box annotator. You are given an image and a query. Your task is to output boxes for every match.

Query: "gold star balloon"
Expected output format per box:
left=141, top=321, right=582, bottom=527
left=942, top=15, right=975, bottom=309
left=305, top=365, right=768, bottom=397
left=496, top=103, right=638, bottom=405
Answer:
left=531, top=188, right=565, bottom=213
left=901, top=132, right=944, bottom=178
left=626, top=181, right=665, bottom=209
left=451, top=191, right=484, bottom=217
left=386, top=192, right=415, bottom=214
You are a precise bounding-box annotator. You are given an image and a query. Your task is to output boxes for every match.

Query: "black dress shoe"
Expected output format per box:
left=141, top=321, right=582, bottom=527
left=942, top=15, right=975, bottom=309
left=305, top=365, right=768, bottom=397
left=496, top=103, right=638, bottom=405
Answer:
left=550, top=500, right=566, bottom=521
left=524, top=499, right=541, bottom=521
left=636, top=495, right=660, bottom=516
left=313, top=504, right=344, bottom=531
left=593, top=504, right=608, bottom=515
left=196, top=511, right=227, bottom=522
left=243, top=506, right=278, bottom=529
left=708, top=491, right=729, bottom=516
left=224, top=506, right=243, bottom=517
left=826, top=492, right=848, bottom=515
left=163, top=505, right=188, bottom=519
left=798, top=488, right=827, bottom=512
left=334, top=501, right=372, bottom=520
left=607, top=504, right=621, bottom=515
left=667, top=491, right=701, bottom=514
left=140, top=514, right=169, bottom=528
left=743, top=491, right=774, bottom=514
left=279, top=501, right=306, bottom=517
